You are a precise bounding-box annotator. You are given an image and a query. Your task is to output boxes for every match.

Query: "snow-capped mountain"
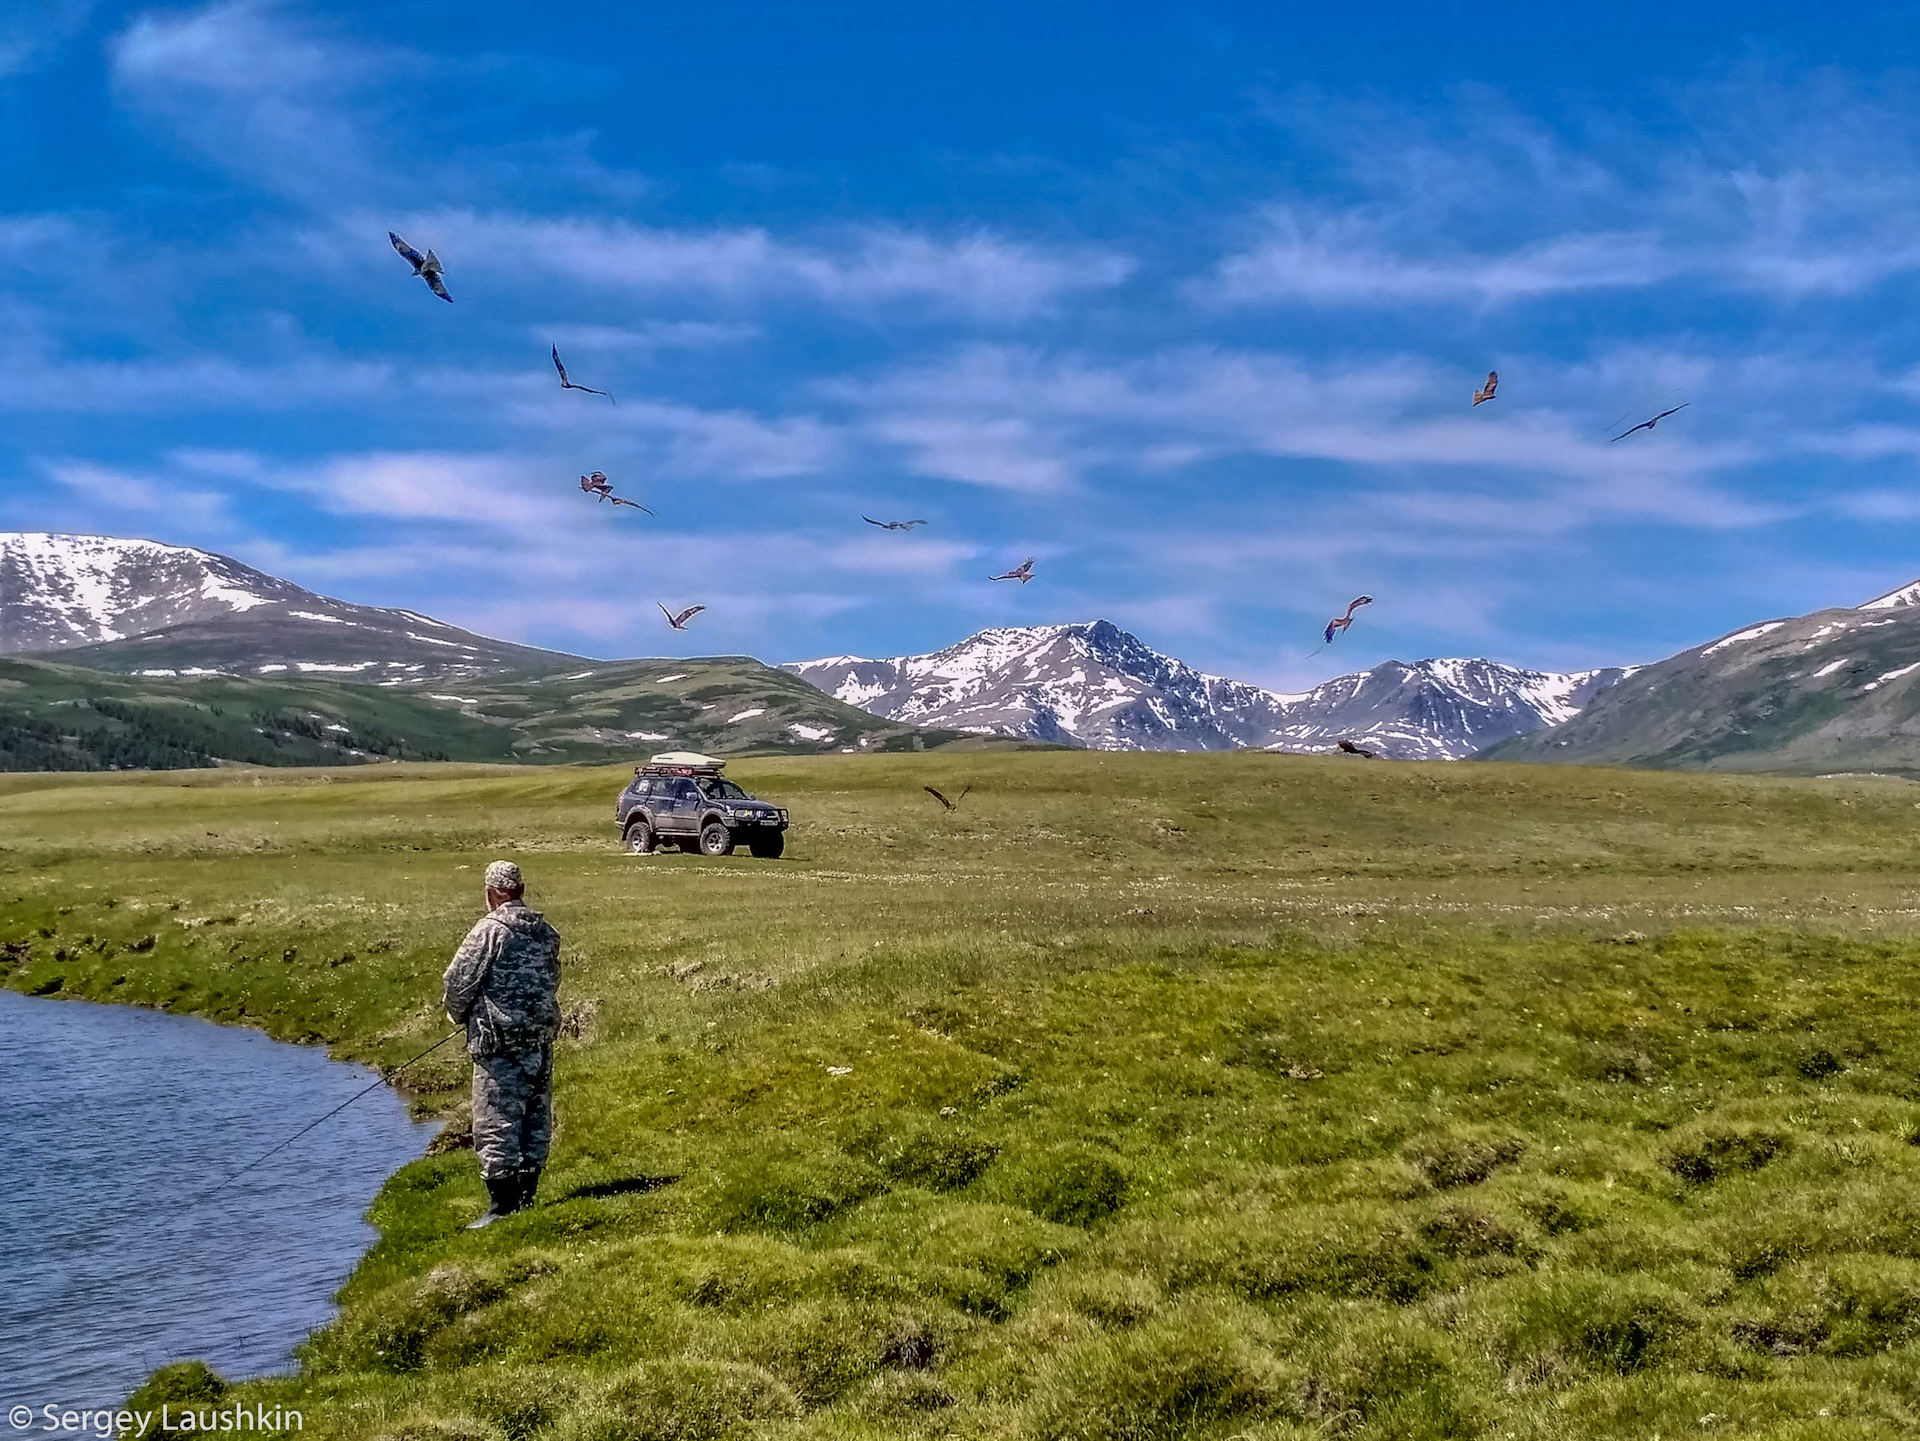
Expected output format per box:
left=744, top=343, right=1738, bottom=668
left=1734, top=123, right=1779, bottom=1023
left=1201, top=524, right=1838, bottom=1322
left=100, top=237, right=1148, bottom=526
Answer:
left=1, top=532, right=306, bottom=652
left=784, top=621, right=1631, bottom=759
left=1258, top=657, right=1632, bottom=759
left=1, top=532, right=582, bottom=680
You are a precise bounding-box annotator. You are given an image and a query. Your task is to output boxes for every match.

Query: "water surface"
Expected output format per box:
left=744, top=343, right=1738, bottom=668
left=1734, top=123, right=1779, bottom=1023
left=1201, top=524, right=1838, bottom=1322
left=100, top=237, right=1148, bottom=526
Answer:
left=0, top=989, right=436, bottom=1429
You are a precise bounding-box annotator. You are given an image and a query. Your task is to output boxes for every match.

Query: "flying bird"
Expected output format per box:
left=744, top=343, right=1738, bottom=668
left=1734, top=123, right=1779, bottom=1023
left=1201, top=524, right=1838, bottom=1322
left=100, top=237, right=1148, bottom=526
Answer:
left=1338, top=739, right=1377, bottom=759
left=1322, top=594, right=1373, bottom=646
left=579, top=472, right=652, bottom=513
left=552, top=345, right=613, bottom=401
left=924, top=785, right=971, bottom=811
left=388, top=232, right=451, bottom=302
left=864, top=516, right=928, bottom=531
left=989, top=558, right=1036, bottom=583
left=1472, top=371, right=1498, bottom=406
left=1610, top=403, right=1689, bottom=442
left=659, top=603, right=706, bottom=631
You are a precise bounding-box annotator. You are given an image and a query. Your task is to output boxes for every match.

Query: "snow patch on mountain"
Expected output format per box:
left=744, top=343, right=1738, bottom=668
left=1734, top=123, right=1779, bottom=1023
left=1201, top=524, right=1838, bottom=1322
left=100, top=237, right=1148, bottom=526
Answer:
left=1858, top=577, right=1920, bottom=611
left=1, top=532, right=300, bottom=652
left=785, top=621, right=1632, bottom=759
left=1701, top=621, right=1787, bottom=656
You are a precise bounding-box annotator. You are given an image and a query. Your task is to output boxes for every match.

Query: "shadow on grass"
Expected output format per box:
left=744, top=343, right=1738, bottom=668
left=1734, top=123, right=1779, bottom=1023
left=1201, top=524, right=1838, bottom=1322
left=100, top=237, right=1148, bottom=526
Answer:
left=561, top=1174, right=680, bottom=1201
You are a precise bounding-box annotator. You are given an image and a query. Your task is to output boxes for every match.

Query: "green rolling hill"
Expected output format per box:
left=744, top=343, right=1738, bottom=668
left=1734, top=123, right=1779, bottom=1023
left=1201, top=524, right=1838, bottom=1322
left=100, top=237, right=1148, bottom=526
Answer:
left=1482, top=582, right=1920, bottom=774
left=0, top=656, right=1012, bottom=772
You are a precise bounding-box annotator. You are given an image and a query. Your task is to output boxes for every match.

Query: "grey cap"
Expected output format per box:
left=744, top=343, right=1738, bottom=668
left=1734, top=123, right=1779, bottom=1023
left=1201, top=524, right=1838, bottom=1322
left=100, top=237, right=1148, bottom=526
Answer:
left=484, top=860, right=524, bottom=893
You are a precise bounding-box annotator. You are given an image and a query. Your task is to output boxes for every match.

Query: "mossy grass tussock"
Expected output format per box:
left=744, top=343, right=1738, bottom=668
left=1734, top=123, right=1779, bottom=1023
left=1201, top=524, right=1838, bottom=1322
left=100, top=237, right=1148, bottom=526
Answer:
left=7, top=751, right=1920, bottom=1440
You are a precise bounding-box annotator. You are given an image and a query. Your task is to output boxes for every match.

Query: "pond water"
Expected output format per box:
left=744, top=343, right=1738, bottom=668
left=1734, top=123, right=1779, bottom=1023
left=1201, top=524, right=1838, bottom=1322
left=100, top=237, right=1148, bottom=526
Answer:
left=0, top=988, right=437, bottom=1431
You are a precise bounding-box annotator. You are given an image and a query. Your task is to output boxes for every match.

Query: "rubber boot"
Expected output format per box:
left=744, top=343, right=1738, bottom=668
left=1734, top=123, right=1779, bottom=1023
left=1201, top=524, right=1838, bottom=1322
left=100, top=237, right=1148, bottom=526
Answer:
left=467, top=1173, right=517, bottom=1229
left=517, top=1166, right=542, bottom=1211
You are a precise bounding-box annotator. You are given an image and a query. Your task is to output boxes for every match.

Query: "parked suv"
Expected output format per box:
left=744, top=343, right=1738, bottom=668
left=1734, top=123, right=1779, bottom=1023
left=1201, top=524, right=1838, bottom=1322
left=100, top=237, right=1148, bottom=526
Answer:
left=617, top=753, right=788, bottom=858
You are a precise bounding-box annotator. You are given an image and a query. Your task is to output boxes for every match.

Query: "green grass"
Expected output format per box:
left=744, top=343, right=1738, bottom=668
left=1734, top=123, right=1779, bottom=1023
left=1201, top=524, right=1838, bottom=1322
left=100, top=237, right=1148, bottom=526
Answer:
left=7, top=752, right=1920, bottom=1440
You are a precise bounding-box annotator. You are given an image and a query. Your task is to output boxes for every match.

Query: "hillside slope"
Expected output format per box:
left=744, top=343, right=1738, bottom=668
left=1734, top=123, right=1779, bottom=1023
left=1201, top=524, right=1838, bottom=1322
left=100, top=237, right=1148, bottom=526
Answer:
left=0, top=657, right=1002, bottom=771
left=1482, top=578, right=1920, bottom=772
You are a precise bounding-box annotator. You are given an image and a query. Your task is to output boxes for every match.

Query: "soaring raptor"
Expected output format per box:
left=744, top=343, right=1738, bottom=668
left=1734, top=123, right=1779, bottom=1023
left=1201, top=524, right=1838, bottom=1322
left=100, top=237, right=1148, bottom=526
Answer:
left=388, top=232, right=451, bottom=302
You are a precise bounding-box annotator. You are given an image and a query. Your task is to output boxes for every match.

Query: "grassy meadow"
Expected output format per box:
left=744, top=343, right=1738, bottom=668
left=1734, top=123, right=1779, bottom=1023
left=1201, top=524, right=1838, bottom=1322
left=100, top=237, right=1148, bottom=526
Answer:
left=5, top=751, right=1920, bottom=1440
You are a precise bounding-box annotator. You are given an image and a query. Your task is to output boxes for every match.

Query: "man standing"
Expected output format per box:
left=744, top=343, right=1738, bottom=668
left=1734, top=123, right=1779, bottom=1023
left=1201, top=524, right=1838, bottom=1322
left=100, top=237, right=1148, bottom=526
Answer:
left=443, top=860, right=562, bottom=1228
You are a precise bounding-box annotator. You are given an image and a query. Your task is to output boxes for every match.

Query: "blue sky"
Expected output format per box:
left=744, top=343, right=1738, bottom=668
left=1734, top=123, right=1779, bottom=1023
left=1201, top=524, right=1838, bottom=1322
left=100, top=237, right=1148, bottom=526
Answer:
left=5, top=1, right=1920, bottom=686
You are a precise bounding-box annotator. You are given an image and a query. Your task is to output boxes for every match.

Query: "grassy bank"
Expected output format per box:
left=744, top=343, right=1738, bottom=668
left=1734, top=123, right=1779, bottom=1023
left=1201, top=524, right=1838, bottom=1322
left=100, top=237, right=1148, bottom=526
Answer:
left=4, top=753, right=1920, bottom=1440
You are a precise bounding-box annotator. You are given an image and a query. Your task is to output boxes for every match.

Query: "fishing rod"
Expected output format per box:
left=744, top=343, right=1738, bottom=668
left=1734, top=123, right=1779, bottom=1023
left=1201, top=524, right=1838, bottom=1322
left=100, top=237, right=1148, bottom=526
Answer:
left=193, top=1029, right=463, bottom=1207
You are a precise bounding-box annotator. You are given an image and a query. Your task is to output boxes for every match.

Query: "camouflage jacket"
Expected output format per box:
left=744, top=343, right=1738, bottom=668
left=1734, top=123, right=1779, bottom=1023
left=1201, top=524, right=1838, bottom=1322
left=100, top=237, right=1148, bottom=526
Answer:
left=443, top=901, right=562, bottom=1058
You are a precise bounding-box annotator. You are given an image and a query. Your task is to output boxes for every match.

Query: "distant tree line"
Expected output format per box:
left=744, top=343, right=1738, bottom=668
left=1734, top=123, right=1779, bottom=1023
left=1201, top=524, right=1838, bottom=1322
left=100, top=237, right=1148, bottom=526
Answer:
left=248, top=708, right=445, bottom=760
left=0, top=698, right=447, bottom=772
left=0, top=703, right=214, bottom=771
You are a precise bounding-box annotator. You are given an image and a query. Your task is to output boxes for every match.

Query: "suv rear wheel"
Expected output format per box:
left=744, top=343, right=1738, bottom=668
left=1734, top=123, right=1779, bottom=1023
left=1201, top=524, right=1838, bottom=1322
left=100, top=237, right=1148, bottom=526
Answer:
left=698, top=820, right=735, bottom=857
left=624, top=817, right=657, bottom=854
left=748, top=832, right=785, bottom=859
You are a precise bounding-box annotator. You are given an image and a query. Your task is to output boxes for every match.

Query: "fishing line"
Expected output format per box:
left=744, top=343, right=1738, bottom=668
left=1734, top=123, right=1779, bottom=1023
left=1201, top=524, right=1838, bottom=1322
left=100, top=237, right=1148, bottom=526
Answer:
left=190, top=1029, right=462, bottom=1209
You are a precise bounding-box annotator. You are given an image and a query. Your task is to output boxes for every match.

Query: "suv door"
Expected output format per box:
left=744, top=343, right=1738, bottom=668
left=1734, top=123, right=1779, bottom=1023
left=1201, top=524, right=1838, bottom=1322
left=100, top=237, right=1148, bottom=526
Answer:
left=665, top=779, right=702, bottom=833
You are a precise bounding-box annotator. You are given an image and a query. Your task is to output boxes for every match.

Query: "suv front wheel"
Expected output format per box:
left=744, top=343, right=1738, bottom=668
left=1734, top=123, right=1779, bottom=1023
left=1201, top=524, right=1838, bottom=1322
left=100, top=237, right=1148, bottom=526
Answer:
left=624, top=817, right=657, bottom=855
left=698, top=820, right=735, bottom=857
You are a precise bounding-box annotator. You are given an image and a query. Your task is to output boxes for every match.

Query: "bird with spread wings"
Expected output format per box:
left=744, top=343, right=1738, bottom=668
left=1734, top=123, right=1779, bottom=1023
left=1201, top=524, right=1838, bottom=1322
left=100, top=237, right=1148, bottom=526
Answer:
left=864, top=516, right=927, bottom=531
left=1611, top=403, right=1689, bottom=442
left=1318, top=595, right=1373, bottom=649
left=552, top=345, right=613, bottom=401
left=579, top=472, right=653, bottom=513
left=989, top=558, right=1036, bottom=583
left=924, top=785, right=971, bottom=811
left=1338, top=739, right=1377, bottom=759
left=388, top=232, right=451, bottom=302
left=1472, top=371, right=1498, bottom=406
left=659, top=603, right=706, bottom=631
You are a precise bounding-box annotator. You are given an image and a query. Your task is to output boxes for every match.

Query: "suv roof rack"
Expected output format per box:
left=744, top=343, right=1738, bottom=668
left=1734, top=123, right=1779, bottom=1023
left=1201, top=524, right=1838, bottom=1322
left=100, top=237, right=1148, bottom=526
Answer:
left=637, top=750, right=726, bottom=776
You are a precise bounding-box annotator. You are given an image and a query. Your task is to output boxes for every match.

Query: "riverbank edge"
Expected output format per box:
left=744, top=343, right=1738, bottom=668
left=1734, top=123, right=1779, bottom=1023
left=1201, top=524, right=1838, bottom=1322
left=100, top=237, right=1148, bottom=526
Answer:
left=0, top=953, right=466, bottom=1415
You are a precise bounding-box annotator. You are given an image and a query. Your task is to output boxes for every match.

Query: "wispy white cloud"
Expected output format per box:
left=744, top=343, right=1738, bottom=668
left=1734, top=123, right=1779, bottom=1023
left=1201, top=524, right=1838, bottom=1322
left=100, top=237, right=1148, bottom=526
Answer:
left=43, top=457, right=235, bottom=527
left=347, top=211, right=1134, bottom=320
left=1833, top=489, right=1920, bottom=522
left=251, top=451, right=559, bottom=526
left=0, top=353, right=397, bottom=413
left=595, top=400, right=843, bottom=480
left=828, top=342, right=1769, bottom=504
left=1199, top=210, right=1676, bottom=306
left=110, top=1, right=399, bottom=201
left=1203, top=81, right=1920, bottom=308
left=537, top=320, right=761, bottom=356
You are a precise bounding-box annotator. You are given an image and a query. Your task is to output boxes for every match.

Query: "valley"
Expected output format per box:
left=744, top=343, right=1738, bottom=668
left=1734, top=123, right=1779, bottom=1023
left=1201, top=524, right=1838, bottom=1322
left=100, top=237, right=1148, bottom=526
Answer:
left=4, top=753, right=1919, bottom=1439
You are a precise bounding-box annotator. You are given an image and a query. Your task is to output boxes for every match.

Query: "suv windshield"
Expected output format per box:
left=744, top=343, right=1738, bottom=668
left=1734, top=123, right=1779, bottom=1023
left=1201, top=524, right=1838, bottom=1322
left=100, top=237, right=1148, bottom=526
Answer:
left=697, top=778, right=751, bottom=801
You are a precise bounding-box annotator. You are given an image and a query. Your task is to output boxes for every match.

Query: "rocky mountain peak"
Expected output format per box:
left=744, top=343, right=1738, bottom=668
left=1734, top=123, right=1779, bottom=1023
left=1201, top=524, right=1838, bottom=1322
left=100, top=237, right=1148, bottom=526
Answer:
left=785, top=622, right=1630, bottom=758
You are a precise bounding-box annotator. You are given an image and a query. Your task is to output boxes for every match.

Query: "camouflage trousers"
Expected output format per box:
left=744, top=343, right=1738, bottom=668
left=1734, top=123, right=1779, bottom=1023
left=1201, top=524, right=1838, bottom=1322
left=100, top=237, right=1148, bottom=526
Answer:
left=472, top=1044, right=553, bottom=1181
